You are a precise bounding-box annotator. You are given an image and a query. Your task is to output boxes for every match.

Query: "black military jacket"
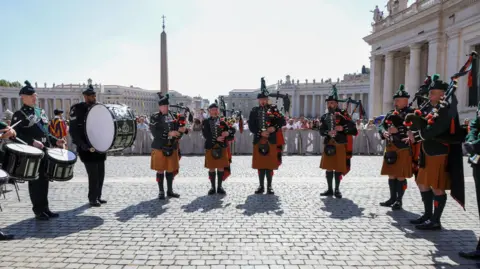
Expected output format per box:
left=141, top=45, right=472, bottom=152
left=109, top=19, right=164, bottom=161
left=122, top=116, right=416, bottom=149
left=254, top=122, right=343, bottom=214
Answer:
left=415, top=104, right=454, bottom=156
left=202, top=117, right=236, bottom=149
left=69, top=102, right=107, bottom=162
left=319, top=108, right=357, bottom=144
left=248, top=105, right=286, bottom=145
left=11, top=105, right=57, bottom=147
left=378, top=107, right=414, bottom=149
left=150, top=111, right=179, bottom=150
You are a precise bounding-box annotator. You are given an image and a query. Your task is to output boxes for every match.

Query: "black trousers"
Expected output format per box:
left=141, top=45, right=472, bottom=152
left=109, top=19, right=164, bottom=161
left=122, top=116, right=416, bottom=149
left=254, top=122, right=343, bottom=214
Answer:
left=28, top=174, right=49, bottom=215
left=84, top=161, right=105, bottom=202
left=473, top=166, right=480, bottom=221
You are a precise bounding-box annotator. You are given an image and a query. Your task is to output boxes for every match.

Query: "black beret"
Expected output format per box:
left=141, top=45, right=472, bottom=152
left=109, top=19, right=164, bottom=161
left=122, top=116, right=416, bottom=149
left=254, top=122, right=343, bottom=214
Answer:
left=54, top=109, right=64, bottom=115
left=19, top=80, right=35, bottom=96
left=429, top=74, right=449, bottom=91
left=82, top=84, right=96, bottom=95
left=208, top=103, right=218, bottom=109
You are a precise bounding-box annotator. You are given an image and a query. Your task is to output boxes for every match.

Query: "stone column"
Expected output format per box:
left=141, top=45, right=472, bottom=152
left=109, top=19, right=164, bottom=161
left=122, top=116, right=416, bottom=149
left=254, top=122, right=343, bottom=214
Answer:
left=320, top=95, right=325, bottom=115
left=45, top=98, right=49, bottom=117
left=294, top=93, right=300, bottom=117
left=8, top=98, right=12, bottom=111
left=382, top=52, right=395, bottom=112
left=0, top=99, right=3, bottom=114
left=301, top=95, right=307, bottom=117
left=428, top=37, right=445, bottom=77
left=446, top=32, right=462, bottom=107
left=312, top=94, right=316, bottom=118
left=369, top=55, right=383, bottom=118
left=404, top=57, right=410, bottom=90
left=17, top=98, right=21, bottom=110
left=408, top=43, right=422, bottom=98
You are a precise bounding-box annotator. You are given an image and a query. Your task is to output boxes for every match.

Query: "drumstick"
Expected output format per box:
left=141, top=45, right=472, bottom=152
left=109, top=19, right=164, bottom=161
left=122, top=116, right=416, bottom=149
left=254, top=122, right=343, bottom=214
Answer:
left=14, top=137, right=28, bottom=145
left=9, top=121, right=22, bottom=129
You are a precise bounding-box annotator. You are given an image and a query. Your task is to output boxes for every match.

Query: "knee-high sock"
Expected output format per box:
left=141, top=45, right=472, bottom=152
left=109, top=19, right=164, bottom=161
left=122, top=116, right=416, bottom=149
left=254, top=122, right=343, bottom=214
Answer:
left=326, top=171, right=333, bottom=191
left=165, top=172, right=174, bottom=192
left=388, top=179, right=397, bottom=201
left=156, top=172, right=164, bottom=192
left=258, top=169, right=266, bottom=188
left=217, top=170, right=224, bottom=188
left=266, top=170, right=273, bottom=188
left=432, top=194, right=447, bottom=223
left=334, top=172, right=342, bottom=190
left=208, top=171, right=216, bottom=189
left=396, top=180, right=407, bottom=201
left=420, top=190, right=433, bottom=217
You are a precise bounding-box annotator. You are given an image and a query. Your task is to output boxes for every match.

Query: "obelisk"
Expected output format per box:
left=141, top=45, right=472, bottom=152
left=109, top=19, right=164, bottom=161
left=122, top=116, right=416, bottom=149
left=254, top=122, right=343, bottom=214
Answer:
left=160, top=15, right=168, bottom=94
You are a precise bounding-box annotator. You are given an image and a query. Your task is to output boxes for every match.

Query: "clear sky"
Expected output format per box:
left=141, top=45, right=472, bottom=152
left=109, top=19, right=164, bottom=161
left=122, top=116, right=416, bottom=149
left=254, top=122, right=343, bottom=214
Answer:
left=1, top=0, right=413, bottom=102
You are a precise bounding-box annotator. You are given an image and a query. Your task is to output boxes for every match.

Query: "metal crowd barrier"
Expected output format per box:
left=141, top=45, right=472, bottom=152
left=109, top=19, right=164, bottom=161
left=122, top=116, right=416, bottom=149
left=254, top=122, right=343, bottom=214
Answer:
left=66, top=128, right=388, bottom=156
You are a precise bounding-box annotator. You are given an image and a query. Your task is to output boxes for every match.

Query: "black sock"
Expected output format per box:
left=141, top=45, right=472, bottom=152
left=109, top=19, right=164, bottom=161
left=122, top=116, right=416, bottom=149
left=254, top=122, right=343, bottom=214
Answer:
left=326, top=171, right=333, bottom=191
left=396, top=179, right=407, bottom=202
left=166, top=172, right=174, bottom=192
left=334, top=172, right=341, bottom=190
left=217, top=171, right=224, bottom=188
left=208, top=171, right=216, bottom=189
left=388, top=179, right=396, bottom=201
left=420, top=190, right=433, bottom=217
left=432, top=194, right=447, bottom=224
left=258, top=169, right=266, bottom=188
left=156, top=172, right=164, bottom=192
left=266, top=170, right=273, bottom=188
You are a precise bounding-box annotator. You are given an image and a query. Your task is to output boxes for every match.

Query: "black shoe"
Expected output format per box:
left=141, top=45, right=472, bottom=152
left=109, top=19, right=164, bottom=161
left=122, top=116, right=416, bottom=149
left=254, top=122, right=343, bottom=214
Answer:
left=409, top=214, right=431, bottom=225
left=167, top=191, right=180, bottom=198
left=0, top=231, right=13, bottom=241
left=45, top=210, right=59, bottom=218
left=217, top=187, right=226, bottom=195
left=459, top=250, right=480, bottom=259
left=379, top=199, right=395, bottom=207
left=415, top=220, right=441, bottom=230
left=255, top=187, right=265, bottom=194
left=158, top=191, right=165, bottom=200
left=334, top=189, right=342, bottom=199
left=97, top=199, right=107, bottom=204
left=89, top=201, right=101, bottom=207
left=320, top=189, right=333, bottom=196
left=35, top=212, right=50, bottom=221
left=208, top=188, right=216, bottom=195
left=267, top=187, right=274, bottom=195
left=391, top=201, right=402, bottom=210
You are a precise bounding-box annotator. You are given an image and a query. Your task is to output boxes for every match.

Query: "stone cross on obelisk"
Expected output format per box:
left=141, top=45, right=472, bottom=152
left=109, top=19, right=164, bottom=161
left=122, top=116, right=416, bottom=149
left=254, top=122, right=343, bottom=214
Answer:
left=160, top=15, right=169, bottom=94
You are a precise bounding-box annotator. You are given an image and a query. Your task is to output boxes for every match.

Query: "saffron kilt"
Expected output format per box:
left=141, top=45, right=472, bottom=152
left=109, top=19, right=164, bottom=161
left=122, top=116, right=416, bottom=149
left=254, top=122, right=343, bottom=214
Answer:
left=252, top=142, right=279, bottom=170
left=150, top=149, right=180, bottom=173
left=320, top=140, right=348, bottom=173
left=380, top=144, right=413, bottom=178
left=416, top=153, right=450, bottom=190
left=205, top=148, right=230, bottom=169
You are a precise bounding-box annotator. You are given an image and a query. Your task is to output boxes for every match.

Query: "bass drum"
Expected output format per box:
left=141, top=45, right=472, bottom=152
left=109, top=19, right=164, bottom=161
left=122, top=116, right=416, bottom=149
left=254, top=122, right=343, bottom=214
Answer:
left=85, top=104, right=137, bottom=152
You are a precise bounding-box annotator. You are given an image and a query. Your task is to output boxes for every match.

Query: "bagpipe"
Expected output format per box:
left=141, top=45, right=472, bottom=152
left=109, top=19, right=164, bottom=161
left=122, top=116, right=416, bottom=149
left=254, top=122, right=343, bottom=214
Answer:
left=166, top=104, right=194, bottom=143
left=218, top=96, right=244, bottom=133
left=403, top=51, right=478, bottom=144
left=343, top=97, right=366, bottom=120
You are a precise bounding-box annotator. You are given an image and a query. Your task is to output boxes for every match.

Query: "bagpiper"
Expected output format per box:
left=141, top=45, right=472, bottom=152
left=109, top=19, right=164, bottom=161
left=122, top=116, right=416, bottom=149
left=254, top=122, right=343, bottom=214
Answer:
left=248, top=77, right=286, bottom=194
left=378, top=85, right=414, bottom=210
left=319, top=85, right=358, bottom=198
left=202, top=101, right=236, bottom=195
left=459, top=102, right=480, bottom=259
left=150, top=93, right=187, bottom=199
left=407, top=74, right=465, bottom=230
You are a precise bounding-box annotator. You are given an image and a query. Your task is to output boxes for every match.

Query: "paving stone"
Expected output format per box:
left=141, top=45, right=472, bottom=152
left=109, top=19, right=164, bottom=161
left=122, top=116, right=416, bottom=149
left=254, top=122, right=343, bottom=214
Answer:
left=0, top=156, right=478, bottom=268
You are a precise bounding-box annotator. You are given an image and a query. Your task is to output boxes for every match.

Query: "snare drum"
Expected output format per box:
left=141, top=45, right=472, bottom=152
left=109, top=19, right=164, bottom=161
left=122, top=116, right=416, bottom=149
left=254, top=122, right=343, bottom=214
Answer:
left=85, top=104, right=137, bottom=152
left=2, top=144, right=44, bottom=181
left=45, top=148, right=77, bottom=181
left=0, top=169, right=8, bottom=185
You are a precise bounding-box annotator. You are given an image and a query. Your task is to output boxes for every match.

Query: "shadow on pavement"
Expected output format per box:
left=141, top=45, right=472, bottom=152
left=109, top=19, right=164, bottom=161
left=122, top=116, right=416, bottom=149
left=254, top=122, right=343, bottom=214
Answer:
left=115, top=198, right=169, bottom=222
left=321, top=197, right=365, bottom=220
left=387, top=209, right=480, bottom=267
left=3, top=204, right=103, bottom=239
left=236, top=194, right=284, bottom=216
left=181, top=195, right=231, bottom=213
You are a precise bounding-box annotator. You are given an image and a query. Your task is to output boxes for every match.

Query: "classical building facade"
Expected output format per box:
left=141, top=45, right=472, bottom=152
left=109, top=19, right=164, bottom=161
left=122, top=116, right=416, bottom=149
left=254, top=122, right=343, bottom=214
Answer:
left=364, top=0, right=480, bottom=119
left=221, top=74, right=370, bottom=119
left=0, top=82, right=199, bottom=119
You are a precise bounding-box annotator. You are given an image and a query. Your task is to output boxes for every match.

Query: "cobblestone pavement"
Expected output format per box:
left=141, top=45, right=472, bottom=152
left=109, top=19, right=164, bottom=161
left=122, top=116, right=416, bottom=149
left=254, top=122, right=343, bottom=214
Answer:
left=0, top=156, right=478, bottom=269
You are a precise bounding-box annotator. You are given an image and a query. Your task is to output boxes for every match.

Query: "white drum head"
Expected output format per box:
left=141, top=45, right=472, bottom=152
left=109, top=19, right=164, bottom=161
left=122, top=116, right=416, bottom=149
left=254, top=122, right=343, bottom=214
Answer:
left=0, top=169, right=8, bottom=178
left=6, top=143, right=43, bottom=155
left=47, top=148, right=76, bottom=161
left=86, top=104, right=115, bottom=152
